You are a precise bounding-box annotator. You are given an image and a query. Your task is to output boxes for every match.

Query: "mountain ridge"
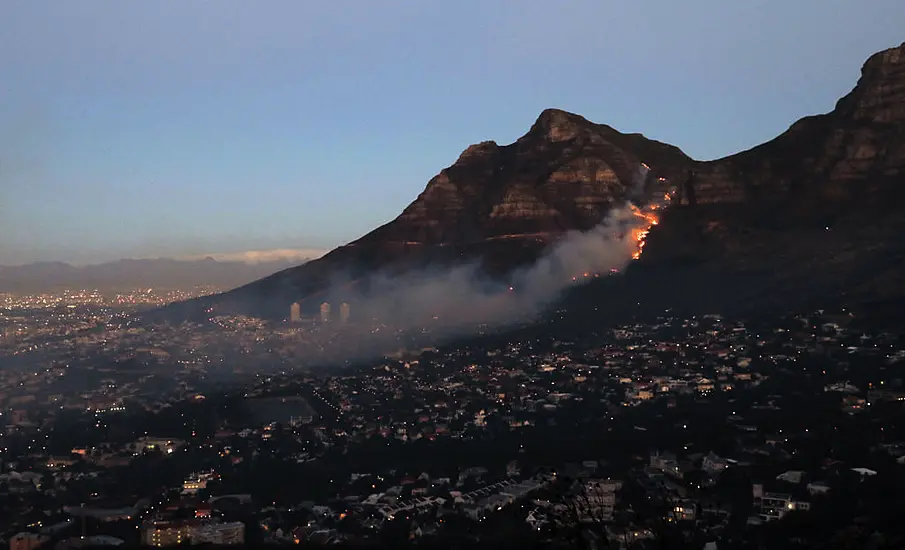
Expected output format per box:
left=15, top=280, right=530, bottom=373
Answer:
left=162, top=40, right=905, bottom=321
left=0, top=257, right=315, bottom=294
left=691, top=41, right=905, bottom=206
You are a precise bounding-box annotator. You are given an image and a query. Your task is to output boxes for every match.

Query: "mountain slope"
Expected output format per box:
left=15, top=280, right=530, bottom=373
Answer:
left=164, top=110, right=694, bottom=319
left=616, top=41, right=905, bottom=314
left=166, top=41, right=905, bottom=322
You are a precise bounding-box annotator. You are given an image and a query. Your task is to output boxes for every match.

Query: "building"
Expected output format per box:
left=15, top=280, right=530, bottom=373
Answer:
left=142, top=519, right=242, bottom=547
left=868, top=389, right=905, bottom=403
left=702, top=452, right=728, bottom=475
left=320, top=302, right=331, bottom=323
left=669, top=501, right=696, bottom=522
left=182, top=477, right=207, bottom=495
left=340, top=302, right=350, bottom=324
left=650, top=451, right=682, bottom=477
left=182, top=470, right=216, bottom=495
left=133, top=437, right=184, bottom=455
left=10, top=532, right=50, bottom=550
left=290, top=302, right=301, bottom=323
left=752, top=484, right=810, bottom=521
left=142, top=521, right=192, bottom=547
left=575, top=479, right=622, bottom=522
left=290, top=415, right=313, bottom=427
left=192, top=521, right=245, bottom=545
left=195, top=504, right=212, bottom=519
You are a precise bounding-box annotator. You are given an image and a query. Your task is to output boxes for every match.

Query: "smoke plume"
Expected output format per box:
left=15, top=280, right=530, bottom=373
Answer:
left=310, top=163, right=671, bottom=343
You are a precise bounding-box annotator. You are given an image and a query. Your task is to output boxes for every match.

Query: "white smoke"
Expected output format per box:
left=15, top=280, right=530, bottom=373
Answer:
left=315, top=163, right=668, bottom=332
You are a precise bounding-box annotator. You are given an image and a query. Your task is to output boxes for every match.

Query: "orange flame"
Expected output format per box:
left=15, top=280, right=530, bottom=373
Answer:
left=628, top=191, right=674, bottom=260
left=567, top=188, right=675, bottom=282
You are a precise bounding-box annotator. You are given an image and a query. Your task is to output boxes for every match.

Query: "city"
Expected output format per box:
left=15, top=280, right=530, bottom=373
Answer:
left=4, top=4, right=905, bottom=549
left=2, top=288, right=905, bottom=548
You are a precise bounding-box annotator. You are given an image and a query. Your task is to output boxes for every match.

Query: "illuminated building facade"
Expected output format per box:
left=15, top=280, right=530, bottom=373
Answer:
left=142, top=520, right=244, bottom=547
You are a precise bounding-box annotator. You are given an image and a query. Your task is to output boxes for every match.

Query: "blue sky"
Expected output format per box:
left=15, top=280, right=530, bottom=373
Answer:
left=1, top=1, right=903, bottom=265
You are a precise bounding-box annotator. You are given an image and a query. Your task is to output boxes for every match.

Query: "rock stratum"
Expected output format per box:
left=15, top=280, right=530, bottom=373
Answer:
left=163, top=41, right=905, bottom=322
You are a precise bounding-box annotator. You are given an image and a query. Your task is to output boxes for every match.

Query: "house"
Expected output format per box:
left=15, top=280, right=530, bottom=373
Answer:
left=702, top=452, right=728, bottom=475
left=842, top=395, right=866, bottom=413
left=649, top=451, right=677, bottom=471
left=824, top=382, right=860, bottom=394
left=192, top=521, right=245, bottom=546
left=525, top=510, right=548, bottom=531
left=699, top=500, right=732, bottom=519
left=669, top=501, right=696, bottom=522
left=752, top=484, right=810, bottom=522
left=776, top=471, right=805, bottom=484
left=461, top=503, right=484, bottom=520
left=457, top=466, right=488, bottom=485
left=506, top=460, right=521, bottom=477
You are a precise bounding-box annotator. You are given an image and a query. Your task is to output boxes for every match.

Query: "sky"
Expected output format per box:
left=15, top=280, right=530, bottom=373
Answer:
left=1, top=1, right=903, bottom=266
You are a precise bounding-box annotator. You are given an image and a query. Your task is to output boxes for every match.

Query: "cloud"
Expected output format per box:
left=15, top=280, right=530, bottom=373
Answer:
left=183, top=248, right=329, bottom=264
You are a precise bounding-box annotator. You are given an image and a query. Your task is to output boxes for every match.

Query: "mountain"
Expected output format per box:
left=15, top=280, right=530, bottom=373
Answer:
left=163, top=109, right=693, bottom=320
left=629, top=41, right=905, bottom=314
left=165, top=41, right=905, bottom=322
left=695, top=42, right=905, bottom=207
left=0, top=257, right=314, bottom=294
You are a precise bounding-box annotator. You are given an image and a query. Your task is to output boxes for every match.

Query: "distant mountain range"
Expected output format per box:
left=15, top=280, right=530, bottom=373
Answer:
left=161, top=41, right=905, bottom=322
left=0, top=257, right=314, bottom=294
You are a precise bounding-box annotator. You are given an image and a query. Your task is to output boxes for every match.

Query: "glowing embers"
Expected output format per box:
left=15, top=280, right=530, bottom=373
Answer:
left=570, top=271, right=605, bottom=282
left=628, top=190, right=674, bottom=260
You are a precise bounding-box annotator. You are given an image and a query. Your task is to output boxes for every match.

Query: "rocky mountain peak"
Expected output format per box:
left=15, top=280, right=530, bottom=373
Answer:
left=456, top=140, right=500, bottom=162
left=835, top=41, right=905, bottom=124
left=363, top=107, right=691, bottom=249
left=528, top=108, right=593, bottom=142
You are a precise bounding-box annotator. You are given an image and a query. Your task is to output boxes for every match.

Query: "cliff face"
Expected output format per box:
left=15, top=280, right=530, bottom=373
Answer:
left=165, top=42, right=905, bottom=320
left=358, top=108, right=691, bottom=247
left=691, top=42, right=905, bottom=209
left=637, top=42, right=905, bottom=312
